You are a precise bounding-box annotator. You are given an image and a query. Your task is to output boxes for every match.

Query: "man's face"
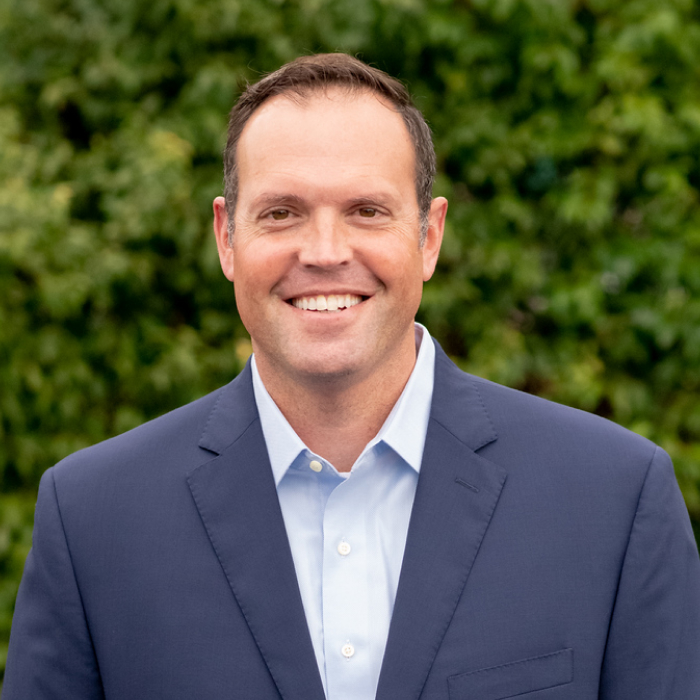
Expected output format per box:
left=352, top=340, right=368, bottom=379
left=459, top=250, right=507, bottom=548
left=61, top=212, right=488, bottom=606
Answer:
left=214, top=88, right=446, bottom=389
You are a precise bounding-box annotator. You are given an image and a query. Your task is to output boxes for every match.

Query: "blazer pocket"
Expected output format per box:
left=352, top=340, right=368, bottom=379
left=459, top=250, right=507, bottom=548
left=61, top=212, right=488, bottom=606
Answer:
left=448, top=648, right=573, bottom=700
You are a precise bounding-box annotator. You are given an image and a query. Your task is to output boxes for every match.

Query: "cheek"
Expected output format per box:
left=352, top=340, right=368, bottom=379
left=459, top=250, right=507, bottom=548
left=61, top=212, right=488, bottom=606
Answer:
left=232, top=242, right=284, bottom=289
left=362, top=235, right=421, bottom=274
left=230, top=255, right=266, bottom=320
left=394, top=255, right=427, bottom=310
left=381, top=250, right=425, bottom=290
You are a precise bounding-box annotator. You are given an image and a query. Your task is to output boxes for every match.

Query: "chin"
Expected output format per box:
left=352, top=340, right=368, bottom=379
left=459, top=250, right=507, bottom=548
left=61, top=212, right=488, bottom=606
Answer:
left=281, top=347, right=370, bottom=386
left=292, top=357, right=361, bottom=383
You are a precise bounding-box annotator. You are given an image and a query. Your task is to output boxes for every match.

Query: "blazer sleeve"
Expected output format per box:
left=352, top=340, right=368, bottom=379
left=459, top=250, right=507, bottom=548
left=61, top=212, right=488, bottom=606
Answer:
left=600, top=446, right=700, bottom=699
left=3, top=468, right=104, bottom=699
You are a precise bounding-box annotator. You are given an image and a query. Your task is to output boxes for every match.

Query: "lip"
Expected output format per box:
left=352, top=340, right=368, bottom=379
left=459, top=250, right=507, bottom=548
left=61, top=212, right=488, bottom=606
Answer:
left=283, top=290, right=370, bottom=304
left=283, top=290, right=373, bottom=300
left=283, top=292, right=372, bottom=318
left=285, top=293, right=369, bottom=313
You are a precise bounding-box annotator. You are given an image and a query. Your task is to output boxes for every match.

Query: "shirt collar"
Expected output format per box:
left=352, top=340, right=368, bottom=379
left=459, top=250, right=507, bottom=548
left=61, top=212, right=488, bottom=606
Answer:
left=252, top=323, right=435, bottom=486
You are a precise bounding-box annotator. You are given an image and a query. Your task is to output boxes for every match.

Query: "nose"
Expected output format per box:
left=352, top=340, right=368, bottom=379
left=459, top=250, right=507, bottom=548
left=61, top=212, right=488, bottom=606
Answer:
left=297, top=211, right=352, bottom=268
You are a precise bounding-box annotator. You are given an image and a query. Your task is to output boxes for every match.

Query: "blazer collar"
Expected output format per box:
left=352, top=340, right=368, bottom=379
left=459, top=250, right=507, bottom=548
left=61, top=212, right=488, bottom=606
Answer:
left=190, top=343, right=506, bottom=700
left=197, top=361, right=259, bottom=456
left=189, top=361, right=326, bottom=700
left=198, top=340, right=496, bottom=457
left=376, top=341, right=507, bottom=700
left=429, top=341, right=498, bottom=452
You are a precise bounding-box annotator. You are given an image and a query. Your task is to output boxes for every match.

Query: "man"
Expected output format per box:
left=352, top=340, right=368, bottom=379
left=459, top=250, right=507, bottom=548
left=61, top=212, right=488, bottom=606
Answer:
left=5, top=54, right=700, bottom=699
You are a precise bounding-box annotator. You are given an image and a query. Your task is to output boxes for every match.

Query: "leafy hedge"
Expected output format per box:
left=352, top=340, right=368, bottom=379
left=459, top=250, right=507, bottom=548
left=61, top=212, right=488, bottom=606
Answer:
left=2, top=0, right=700, bottom=677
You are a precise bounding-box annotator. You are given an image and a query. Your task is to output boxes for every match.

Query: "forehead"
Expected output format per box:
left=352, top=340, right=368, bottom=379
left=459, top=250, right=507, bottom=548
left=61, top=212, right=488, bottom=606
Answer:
left=242, top=85, right=411, bottom=144
left=237, top=87, right=415, bottom=204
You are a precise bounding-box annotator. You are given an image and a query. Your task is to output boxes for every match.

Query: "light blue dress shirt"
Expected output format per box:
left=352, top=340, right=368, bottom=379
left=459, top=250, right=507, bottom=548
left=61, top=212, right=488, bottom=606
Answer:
left=251, top=324, right=435, bottom=700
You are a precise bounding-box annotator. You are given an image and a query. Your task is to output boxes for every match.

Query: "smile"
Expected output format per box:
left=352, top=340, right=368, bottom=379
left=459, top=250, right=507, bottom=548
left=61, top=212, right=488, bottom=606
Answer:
left=290, top=294, right=364, bottom=312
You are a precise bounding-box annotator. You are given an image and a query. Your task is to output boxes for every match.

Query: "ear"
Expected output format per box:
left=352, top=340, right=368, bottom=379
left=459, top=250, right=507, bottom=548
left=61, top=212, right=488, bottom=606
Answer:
left=421, top=196, right=448, bottom=281
left=213, top=196, right=235, bottom=282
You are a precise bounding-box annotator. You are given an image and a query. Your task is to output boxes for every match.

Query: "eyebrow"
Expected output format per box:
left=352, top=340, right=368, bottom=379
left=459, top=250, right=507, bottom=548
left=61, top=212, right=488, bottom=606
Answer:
left=251, top=193, right=307, bottom=210
left=345, top=194, right=397, bottom=208
left=250, top=191, right=401, bottom=212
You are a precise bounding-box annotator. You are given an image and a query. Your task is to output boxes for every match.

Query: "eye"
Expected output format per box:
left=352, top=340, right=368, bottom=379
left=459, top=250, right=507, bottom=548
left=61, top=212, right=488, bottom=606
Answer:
left=269, top=209, right=290, bottom=221
left=358, top=207, right=377, bottom=218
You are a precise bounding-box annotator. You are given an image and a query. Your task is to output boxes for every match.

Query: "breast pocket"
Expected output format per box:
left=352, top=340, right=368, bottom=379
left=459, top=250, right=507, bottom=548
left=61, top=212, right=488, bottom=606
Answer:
left=448, top=648, right=573, bottom=700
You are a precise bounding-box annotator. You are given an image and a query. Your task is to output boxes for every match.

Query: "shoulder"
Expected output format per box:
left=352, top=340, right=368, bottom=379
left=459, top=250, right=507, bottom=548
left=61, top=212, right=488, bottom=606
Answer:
left=49, top=381, right=233, bottom=491
left=432, top=352, right=689, bottom=562
left=471, top=371, right=655, bottom=460
left=471, top=371, right=655, bottom=456
left=432, top=345, right=661, bottom=503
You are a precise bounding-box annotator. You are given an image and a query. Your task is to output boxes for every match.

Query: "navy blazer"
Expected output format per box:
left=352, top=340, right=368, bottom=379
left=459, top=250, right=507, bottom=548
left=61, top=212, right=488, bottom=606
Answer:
left=5, top=342, right=700, bottom=699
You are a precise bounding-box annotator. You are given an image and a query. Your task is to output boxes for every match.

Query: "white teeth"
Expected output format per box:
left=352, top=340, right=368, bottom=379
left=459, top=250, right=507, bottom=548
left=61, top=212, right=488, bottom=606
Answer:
left=291, top=294, right=363, bottom=312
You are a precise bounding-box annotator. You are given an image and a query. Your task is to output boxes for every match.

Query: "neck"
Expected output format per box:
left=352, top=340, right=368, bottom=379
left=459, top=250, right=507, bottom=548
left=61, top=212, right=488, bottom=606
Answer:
left=256, top=337, right=418, bottom=472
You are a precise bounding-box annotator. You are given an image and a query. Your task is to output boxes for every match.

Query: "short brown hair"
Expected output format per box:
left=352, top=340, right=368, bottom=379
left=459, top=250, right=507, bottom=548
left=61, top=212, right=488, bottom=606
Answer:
left=222, top=53, right=436, bottom=243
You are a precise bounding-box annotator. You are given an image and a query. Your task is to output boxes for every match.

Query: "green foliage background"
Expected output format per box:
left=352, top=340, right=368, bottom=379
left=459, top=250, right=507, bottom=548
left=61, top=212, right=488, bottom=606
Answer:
left=2, top=0, right=700, bottom=678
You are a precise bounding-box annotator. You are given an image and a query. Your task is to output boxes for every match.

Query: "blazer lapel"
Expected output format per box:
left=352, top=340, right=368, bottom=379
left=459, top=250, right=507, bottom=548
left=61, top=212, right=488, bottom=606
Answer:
left=187, top=364, right=325, bottom=700
left=376, top=344, right=507, bottom=700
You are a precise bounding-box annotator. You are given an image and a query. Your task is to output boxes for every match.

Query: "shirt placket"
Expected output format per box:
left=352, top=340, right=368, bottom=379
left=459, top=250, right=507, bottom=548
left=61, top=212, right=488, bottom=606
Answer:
left=321, top=463, right=374, bottom=700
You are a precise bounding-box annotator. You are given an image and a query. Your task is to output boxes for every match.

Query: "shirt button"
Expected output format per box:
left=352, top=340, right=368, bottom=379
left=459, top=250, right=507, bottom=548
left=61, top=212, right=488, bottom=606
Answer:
left=337, top=541, right=351, bottom=556
left=341, top=643, right=355, bottom=658
left=309, top=460, right=323, bottom=472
